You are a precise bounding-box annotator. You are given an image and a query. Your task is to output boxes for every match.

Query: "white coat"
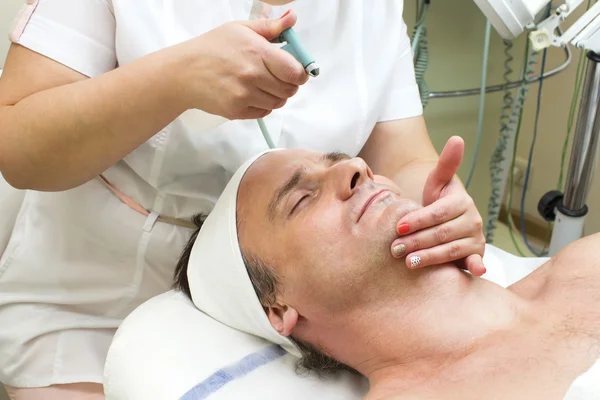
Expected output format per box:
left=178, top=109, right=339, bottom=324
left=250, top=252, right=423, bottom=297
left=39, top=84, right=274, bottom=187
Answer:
left=0, top=0, right=422, bottom=387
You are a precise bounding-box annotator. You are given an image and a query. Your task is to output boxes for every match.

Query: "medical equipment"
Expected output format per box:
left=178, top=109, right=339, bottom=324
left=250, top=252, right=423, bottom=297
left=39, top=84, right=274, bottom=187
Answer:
left=472, top=0, right=600, bottom=255
left=488, top=38, right=543, bottom=253
left=257, top=27, right=320, bottom=149
left=427, top=45, right=572, bottom=99
left=272, top=28, right=319, bottom=78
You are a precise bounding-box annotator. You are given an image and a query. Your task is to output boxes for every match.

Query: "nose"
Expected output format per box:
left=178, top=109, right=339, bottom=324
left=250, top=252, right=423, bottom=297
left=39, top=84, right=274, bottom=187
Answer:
left=328, top=157, right=374, bottom=200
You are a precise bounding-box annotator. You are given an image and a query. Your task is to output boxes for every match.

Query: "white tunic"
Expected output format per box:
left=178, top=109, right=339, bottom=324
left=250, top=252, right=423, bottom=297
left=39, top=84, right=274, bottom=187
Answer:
left=0, top=0, right=422, bottom=387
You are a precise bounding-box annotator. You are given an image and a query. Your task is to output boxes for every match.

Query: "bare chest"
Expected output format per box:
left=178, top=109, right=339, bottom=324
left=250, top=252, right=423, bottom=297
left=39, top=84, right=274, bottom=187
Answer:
left=397, top=316, right=600, bottom=400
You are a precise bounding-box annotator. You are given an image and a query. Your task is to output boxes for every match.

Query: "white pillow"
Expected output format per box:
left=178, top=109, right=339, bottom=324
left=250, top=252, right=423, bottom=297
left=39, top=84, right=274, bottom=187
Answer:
left=103, top=245, right=548, bottom=400
left=104, top=290, right=368, bottom=400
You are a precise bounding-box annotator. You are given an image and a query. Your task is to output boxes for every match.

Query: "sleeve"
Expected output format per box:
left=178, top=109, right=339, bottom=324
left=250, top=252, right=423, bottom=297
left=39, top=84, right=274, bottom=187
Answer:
left=9, top=0, right=116, bottom=78
left=377, top=18, right=424, bottom=122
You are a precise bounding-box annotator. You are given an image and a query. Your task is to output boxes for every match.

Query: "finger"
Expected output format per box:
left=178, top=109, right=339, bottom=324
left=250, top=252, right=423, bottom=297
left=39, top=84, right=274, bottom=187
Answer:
left=242, top=10, right=297, bottom=41
left=240, top=106, right=272, bottom=120
left=396, top=194, right=468, bottom=236
left=464, top=254, right=486, bottom=277
left=422, top=136, right=465, bottom=206
left=391, top=218, right=473, bottom=258
left=263, top=45, right=308, bottom=86
left=258, top=77, right=299, bottom=100
left=251, top=88, right=288, bottom=110
left=404, top=238, right=481, bottom=269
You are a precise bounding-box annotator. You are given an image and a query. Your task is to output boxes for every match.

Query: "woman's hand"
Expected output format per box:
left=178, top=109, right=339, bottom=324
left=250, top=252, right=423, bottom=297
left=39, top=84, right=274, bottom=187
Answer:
left=171, top=10, right=308, bottom=120
left=390, top=136, right=486, bottom=276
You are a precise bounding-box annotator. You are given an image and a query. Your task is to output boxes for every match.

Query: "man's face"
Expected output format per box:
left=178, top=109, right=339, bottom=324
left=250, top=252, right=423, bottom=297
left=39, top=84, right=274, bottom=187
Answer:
left=237, top=149, right=422, bottom=321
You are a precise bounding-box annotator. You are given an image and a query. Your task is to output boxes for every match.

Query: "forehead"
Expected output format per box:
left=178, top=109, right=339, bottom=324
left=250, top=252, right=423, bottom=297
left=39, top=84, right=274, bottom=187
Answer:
left=239, top=149, right=320, bottom=200
left=244, top=149, right=319, bottom=185
left=236, top=149, right=317, bottom=249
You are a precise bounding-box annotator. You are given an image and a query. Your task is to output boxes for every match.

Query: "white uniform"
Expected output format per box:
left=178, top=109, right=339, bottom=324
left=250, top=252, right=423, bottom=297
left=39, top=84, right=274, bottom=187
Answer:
left=0, top=0, right=422, bottom=388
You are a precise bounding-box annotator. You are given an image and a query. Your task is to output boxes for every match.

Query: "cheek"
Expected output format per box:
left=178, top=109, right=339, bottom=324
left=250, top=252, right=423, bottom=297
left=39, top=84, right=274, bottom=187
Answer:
left=283, top=211, right=374, bottom=313
left=303, top=206, right=348, bottom=259
left=281, top=210, right=350, bottom=293
left=374, top=175, right=397, bottom=187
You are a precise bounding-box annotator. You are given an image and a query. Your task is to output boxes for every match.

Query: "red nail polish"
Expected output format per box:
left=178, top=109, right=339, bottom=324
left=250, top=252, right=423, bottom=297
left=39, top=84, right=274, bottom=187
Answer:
left=280, top=9, right=291, bottom=18
left=397, top=223, right=410, bottom=235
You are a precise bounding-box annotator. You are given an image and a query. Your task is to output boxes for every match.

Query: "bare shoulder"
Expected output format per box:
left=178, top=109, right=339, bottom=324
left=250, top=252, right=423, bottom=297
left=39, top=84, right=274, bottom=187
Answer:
left=552, top=232, right=600, bottom=269
left=527, top=233, right=600, bottom=350
left=510, top=233, right=600, bottom=298
left=543, top=232, right=600, bottom=290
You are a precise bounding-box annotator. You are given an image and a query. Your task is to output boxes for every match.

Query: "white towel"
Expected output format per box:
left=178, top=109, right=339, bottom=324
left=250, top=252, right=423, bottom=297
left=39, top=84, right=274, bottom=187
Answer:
left=186, top=149, right=301, bottom=356
left=564, top=360, right=600, bottom=400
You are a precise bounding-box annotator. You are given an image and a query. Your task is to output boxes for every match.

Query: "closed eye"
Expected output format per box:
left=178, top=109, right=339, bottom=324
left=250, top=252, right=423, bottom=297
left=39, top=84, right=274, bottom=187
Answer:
left=290, top=194, right=310, bottom=215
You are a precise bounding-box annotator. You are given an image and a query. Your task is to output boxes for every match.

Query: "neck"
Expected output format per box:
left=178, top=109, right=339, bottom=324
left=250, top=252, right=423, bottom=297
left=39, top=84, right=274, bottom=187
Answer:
left=312, top=265, right=532, bottom=397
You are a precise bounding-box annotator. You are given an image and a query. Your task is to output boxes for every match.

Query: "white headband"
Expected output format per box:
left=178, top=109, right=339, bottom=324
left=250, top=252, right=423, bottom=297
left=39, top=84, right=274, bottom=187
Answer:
left=187, top=149, right=300, bottom=357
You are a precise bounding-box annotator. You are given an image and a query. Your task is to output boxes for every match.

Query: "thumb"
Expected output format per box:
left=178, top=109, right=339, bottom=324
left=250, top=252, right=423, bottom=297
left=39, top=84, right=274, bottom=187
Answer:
left=422, top=136, right=464, bottom=206
left=242, top=10, right=297, bottom=41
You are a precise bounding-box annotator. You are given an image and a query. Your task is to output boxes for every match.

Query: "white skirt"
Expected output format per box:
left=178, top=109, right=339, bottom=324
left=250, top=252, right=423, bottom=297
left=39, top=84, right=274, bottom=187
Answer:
left=0, top=180, right=193, bottom=387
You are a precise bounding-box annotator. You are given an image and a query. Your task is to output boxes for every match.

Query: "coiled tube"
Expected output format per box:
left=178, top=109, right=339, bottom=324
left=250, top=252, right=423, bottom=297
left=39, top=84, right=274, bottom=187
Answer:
left=485, top=41, right=538, bottom=244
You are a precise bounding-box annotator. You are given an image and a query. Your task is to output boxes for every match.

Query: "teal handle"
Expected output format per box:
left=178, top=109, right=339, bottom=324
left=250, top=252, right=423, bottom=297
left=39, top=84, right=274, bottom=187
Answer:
left=276, top=28, right=315, bottom=69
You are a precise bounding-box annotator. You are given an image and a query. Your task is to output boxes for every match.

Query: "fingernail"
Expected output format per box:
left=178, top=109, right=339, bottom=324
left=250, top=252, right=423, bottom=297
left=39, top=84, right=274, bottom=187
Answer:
left=392, top=244, right=406, bottom=258
left=410, top=256, right=421, bottom=268
left=397, top=223, right=410, bottom=235
left=280, top=9, right=291, bottom=18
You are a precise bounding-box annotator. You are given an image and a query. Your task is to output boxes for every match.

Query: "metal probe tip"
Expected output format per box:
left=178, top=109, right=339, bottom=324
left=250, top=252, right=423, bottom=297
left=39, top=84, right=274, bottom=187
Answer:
left=306, top=63, right=320, bottom=77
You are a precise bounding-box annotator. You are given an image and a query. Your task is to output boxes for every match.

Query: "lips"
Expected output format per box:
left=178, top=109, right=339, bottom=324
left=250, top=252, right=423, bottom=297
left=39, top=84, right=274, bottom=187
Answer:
left=357, top=189, right=390, bottom=222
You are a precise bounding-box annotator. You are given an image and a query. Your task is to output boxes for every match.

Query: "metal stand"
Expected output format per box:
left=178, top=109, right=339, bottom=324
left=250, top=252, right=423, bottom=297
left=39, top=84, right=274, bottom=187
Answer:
left=539, top=51, right=600, bottom=256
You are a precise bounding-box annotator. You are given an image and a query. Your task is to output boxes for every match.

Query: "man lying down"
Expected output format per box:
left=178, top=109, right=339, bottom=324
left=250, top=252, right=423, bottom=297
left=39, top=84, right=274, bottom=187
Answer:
left=173, top=147, right=600, bottom=400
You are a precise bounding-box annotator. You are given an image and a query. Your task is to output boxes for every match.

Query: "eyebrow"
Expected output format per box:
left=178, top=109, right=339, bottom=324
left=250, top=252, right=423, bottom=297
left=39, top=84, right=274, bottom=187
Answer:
left=320, top=151, right=351, bottom=163
left=267, top=151, right=351, bottom=221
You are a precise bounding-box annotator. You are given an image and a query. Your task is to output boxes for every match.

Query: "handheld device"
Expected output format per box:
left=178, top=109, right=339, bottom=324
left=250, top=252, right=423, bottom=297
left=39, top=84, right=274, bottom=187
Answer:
left=273, top=28, right=320, bottom=77
left=258, top=26, right=320, bottom=148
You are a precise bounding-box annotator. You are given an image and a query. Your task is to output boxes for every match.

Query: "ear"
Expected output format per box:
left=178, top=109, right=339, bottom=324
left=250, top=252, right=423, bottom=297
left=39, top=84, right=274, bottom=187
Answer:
left=266, top=304, right=299, bottom=337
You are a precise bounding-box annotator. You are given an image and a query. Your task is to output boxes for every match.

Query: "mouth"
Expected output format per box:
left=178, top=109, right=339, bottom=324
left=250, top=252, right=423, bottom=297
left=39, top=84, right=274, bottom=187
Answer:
left=357, top=190, right=391, bottom=222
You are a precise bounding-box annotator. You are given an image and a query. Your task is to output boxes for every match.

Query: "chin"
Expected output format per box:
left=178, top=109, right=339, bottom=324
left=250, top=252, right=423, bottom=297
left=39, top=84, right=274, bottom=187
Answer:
left=370, top=197, right=419, bottom=237
left=414, top=263, right=473, bottom=292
